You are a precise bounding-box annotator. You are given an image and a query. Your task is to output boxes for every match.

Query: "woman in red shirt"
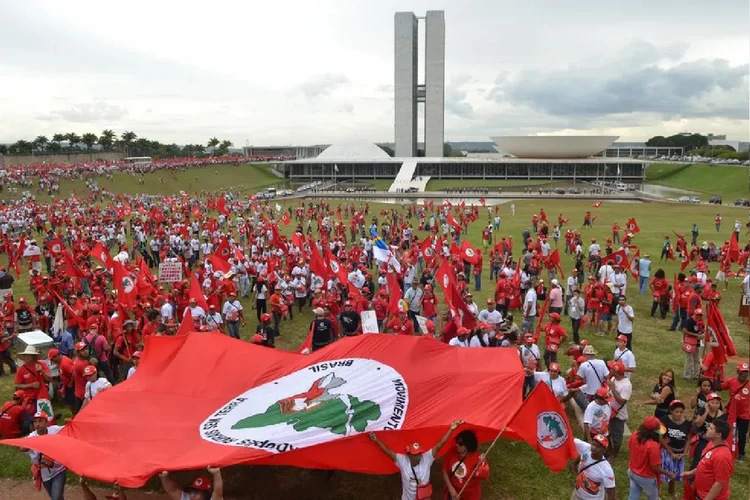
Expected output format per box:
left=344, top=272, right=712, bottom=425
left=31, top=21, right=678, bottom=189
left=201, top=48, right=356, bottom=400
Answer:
left=627, top=416, right=675, bottom=498
left=441, top=430, right=489, bottom=500
left=649, top=269, right=670, bottom=319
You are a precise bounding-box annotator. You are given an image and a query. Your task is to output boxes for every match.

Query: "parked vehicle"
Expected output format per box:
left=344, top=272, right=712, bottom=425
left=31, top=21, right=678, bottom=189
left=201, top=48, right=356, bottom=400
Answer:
left=554, top=187, right=565, bottom=194
left=735, top=199, right=750, bottom=207
left=690, top=197, right=701, bottom=203
left=405, top=186, right=419, bottom=193
left=709, top=196, right=722, bottom=205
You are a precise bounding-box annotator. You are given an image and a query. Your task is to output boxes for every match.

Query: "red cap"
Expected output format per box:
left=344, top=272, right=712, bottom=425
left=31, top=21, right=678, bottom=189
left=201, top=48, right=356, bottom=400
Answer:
left=47, top=348, right=60, bottom=359
left=457, top=327, right=470, bottom=336
left=576, top=356, right=587, bottom=365
left=616, top=334, right=628, bottom=342
left=693, top=308, right=703, bottom=316
left=486, top=298, right=495, bottom=304
left=549, top=312, right=561, bottom=321
left=406, top=442, right=422, bottom=454
left=189, top=476, right=212, bottom=492
left=131, top=351, right=142, bottom=359
left=251, top=334, right=263, bottom=344
left=524, top=333, right=534, bottom=341
left=706, top=392, right=722, bottom=401
left=738, top=363, right=749, bottom=372
left=33, top=411, right=49, bottom=420
left=592, top=434, right=609, bottom=449
left=548, top=362, right=560, bottom=372
left=610, top=361, right=625, bottom=374
left=344, top=301, right=353, bottom=307
left=580, top=339, right=590, bottom=346
left=643, top=416, right=667, bottom=435
left=425, top=320, right=435, bottom=333
left=75, top=341, right=87, bottom=351
left=13, top=390, right=24, bottom=399
left=595, top=387, right=609, bottom=399
left=83, top=365, right=98, bottom=377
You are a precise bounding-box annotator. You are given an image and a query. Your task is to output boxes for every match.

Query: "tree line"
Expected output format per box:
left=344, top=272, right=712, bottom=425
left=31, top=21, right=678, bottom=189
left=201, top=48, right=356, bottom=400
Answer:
left=0, top=131, right=234, bottom=159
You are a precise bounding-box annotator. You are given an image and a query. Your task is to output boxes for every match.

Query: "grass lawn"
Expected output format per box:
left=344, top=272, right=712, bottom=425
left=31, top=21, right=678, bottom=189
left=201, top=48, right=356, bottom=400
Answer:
left=425, top=179, right=579, bottom=191
left=0, top=195, right=748, bottom=499
left=645, top=163, right=750, bottom=200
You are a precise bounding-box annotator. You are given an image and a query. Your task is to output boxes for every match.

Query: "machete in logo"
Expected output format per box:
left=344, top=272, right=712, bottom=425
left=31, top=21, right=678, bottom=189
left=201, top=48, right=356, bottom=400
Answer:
left=199, top=358, right=409, bottom=453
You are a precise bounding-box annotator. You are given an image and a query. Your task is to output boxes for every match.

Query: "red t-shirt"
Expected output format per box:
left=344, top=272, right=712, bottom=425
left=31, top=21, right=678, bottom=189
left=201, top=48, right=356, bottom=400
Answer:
left=627, top=433, right=661, bottom=479
left=441, top=448, right=489, bottom=500
left=694, top=443, right=733, bottom=500
left=422, top=293, right=438, bottom=317
left=57, top=355, right=75, bottom=390
left=700, top=351, right=725, bottom=384
left=73, top=357, right=89, bottom=399
left=721, top=377, right=750, bottom=419
left=15, top=362, right=45, bottom=400
left=0, top=402, right=25, bottom=438
left=386, top=318, right=414, bottom=336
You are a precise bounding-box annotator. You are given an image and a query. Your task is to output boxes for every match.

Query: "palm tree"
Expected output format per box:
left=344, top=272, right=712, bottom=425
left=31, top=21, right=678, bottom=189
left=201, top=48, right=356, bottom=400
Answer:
left=32, top=135, right=49, bottom=153
left=81, top=133, right=98, bottom=151
left=65, top=133, right=81, bottom=151
left=99, top=129, right=116, bottom=151
left=207, top=137, right=220, bottom=156
left=217, top=139, right=233, bottom=156
left=121, top=131, right=137, bottom=156
left=9, top=140, right=33, bottom=154
left=51, top=133, right=65, bottom=150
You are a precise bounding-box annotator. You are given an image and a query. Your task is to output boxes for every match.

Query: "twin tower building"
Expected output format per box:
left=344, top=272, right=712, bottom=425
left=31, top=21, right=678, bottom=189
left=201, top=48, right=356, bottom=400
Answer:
left=394, top=11, right=445, bottom=158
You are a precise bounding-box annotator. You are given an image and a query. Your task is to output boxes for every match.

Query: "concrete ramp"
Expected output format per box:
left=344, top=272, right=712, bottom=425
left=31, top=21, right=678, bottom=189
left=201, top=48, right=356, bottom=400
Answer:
left=388, top=159, right=419, bottom=192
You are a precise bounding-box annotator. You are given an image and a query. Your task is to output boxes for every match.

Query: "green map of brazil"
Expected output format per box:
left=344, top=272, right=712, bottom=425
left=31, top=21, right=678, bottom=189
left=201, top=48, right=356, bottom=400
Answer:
left=231, top=373, right=381, bottom=436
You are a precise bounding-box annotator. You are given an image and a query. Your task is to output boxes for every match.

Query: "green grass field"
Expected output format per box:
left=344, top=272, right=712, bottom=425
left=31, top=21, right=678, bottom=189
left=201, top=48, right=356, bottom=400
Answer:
left=646, top=163, right=750, bottom=200
left=0, top=169, right=748, bottom=499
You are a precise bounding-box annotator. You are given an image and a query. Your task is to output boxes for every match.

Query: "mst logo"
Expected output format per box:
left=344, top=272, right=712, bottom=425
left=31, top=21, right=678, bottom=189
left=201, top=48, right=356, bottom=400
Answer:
left=200, top=358, right=408, bottom=453
left=537, top=411, right=568, bottom=450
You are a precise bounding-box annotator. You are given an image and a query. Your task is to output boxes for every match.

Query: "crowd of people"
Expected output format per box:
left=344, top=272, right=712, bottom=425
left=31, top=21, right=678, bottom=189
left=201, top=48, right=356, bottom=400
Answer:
left=0, top=186, right=746, bottom=500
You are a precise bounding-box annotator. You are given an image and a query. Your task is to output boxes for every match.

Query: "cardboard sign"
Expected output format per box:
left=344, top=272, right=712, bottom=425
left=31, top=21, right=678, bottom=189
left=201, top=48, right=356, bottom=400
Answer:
left=158, top=262, right=183, bottom=283
left=415, top=315, right=429, bottom=335
left=361, top=310, right=379, bottom=334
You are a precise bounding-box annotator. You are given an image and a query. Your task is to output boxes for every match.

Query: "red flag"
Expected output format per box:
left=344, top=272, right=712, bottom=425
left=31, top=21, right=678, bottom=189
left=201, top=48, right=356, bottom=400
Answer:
left=296, top=322, right=314, bottom=354
left=280, top=212, right=291, bottom=226
left=208, top=254, right=232, bottom=275
left=50, top=290, right=84, bottom=325
left=90, top=242, right=114, bottom=272
left=547, top=249, right=564, bottom=279
left=113, top=261, right=137, bottom=309
left=137, top=264, right=156, bottom=297
left=189, top=273, right=209, bottom=312
left=447, top=213, right=463, bottom=234
left=592, top=201, right=603, bottom=208
left=460, top=240, right=480, bottom=265
left=625, top=217, right=640, bottom=234
left=386, top=272, right=403, bottom=316
left=176, top=310, right=193, bottom=336
left=323, top=246, right=348, bottom=284
left=680, top=252, right=692, bottom=272
left=706, top=301, right=736, bottom=361
left=600, top=249, right=629, bottom=269
left=435, top=259, right=476, bottom=329
left=533, top=291, right=550, bottom=343
left=1, top=335, right=525, bottom=487
left=270, top=224, right=288, bottom=254
left=62, top=251, right=86, bottom=279
left=506, top=383, right=577, bottom=472
left=419, top=236, right=437, bottom=267
left=308, top=238, right=328, bottom=284
left=726, top=230, right=740, bottom=263
left=215, top=238, right=232, bottom=260
left=628, top=249, right=640, bottom=281
left=191, top=205, right=201, bottom=220
left=46, top=238, right=65, bottom=257
left=216, top=195, right=230, bottom=217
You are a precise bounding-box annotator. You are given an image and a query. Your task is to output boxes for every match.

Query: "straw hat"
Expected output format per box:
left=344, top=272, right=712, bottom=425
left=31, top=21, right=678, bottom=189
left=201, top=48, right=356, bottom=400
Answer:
left=19, top=345, right=40, bottom=357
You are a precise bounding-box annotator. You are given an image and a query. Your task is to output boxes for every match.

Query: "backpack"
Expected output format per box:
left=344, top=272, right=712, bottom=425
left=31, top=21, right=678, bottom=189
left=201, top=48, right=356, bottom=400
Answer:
left=84, top=333, right=100, bottom=364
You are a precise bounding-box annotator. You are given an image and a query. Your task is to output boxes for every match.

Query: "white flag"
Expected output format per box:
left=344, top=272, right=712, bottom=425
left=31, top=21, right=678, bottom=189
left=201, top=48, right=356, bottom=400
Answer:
left=275, top=203, right=282, bottom=212
left=51, top=303, right=64, bottom=336
left=334, top=164, right=339, bottom=173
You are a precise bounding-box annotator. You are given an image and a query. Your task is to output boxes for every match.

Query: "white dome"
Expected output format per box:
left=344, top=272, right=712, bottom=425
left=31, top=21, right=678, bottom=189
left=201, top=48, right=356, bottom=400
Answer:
left=316, top=141, right=391, bottom=160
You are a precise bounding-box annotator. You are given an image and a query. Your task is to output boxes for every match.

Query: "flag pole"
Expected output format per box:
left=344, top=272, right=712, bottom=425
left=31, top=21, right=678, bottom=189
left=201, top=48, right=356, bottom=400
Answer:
left=455, top=387, right=537, bottom=499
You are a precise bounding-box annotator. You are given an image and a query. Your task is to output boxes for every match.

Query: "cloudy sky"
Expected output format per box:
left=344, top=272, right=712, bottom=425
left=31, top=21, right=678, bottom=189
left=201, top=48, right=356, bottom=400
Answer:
left=1, top=0, right=748, bottom=146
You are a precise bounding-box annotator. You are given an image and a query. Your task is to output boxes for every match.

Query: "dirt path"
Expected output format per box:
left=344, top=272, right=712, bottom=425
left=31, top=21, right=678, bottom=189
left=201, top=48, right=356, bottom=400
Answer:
left=0, top=479, right=168, bottom=500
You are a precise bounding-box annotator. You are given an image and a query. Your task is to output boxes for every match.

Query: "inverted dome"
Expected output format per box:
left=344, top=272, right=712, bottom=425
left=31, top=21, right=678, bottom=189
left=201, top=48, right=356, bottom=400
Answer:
left=316, top=141, right=391, bottom=160
left=490, top=136, right=619, bottom=158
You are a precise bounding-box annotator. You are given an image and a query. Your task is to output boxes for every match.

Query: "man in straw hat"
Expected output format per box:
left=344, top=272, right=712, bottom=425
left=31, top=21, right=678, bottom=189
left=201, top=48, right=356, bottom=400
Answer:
left=14, top=345, right=52, bottom=416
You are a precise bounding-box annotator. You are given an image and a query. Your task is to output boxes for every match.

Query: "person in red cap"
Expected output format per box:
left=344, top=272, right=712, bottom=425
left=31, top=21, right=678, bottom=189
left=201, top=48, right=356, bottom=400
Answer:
left=386, top=310, right=415, bottom=336
left=606, top=361, right=632, bottom=462
left=19, top=410, right=67, bottom=500
left=571, top=433, right=616, bottom=499
left=692, top=392, right=726, bottom=470
left=126, top=351, right=142, bottom=380
left=583, top=387, right=612, bottom=440
left=720, top=362, right=749, bottom=461
left=81, top=365, right=111, bottom=410
left=528, top=361, right=576, bottom=404
left=339, top=300, right=361, bottom=337
left=682, top=308, right=705, bottom=381
left=48, top=348, right=75, bottom=414
left=72, top=341, right=90, bottom=413
left=448, top=327, right=470, bottom=347
left=159, top=466, right=224, bottom=500
left=0, top=389, right=29, bottom=438
left=626, top=416, right=675, bottom=498
left=83, top=320, right=114, bottom=383
left=421, top=284, right=438, bottom=324
left=539, top=312, right=567, bottom=370
left=369, top=419, right=463, bottom=500
left=422, top=319, right=437, bottom=339
left=682, top=419, right=734, bottom=500
left=256, top=313, right=278, bottom=348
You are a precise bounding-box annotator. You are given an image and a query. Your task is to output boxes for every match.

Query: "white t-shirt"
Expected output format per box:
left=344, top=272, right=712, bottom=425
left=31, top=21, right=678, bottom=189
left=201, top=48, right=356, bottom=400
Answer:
left=160, top=302, right=174, bottom=321
left=127, top=366, right=136, bottom=379
left=609, top=377, right=633, bottom=421
left=478, top=309, right=502, bottom=326
left=394, top=450, right=435, bottom=500
left=85, top=377, right=111, bottom=401
left=27, top=426, right=66, bottom=481
left=524, top=288, right=537, bottom=317
left=533, top=372, right=568, bottom=399
left=222, top=300, right=243, bottom=321
left=448, top=337, right=468, bottom=347
left=613, top=347, right=636, bottom=379
left=616, top=305, right=634, bottom=334
left=577, top=359, right=609, bottom=396
left=519, top=344, right=541, bottom=368
left=574, top=438, right=616, bottom=500
left=583, top=401, right=612, bottom=436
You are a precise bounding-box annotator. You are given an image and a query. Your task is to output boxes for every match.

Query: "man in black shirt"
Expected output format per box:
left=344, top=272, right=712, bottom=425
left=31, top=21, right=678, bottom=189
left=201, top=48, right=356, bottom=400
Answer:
left=339, top=301, right=361, bottom=337
left=311, top=307, right=335, bottom=351
left=256, top=313, right=278, bottom=348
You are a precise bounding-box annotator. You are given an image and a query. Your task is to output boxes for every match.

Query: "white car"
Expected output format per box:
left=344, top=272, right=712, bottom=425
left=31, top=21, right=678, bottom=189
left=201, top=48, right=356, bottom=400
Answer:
left=678, top=196, right=690, bottom=203
left=690, top=197, right=701, bottom=203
